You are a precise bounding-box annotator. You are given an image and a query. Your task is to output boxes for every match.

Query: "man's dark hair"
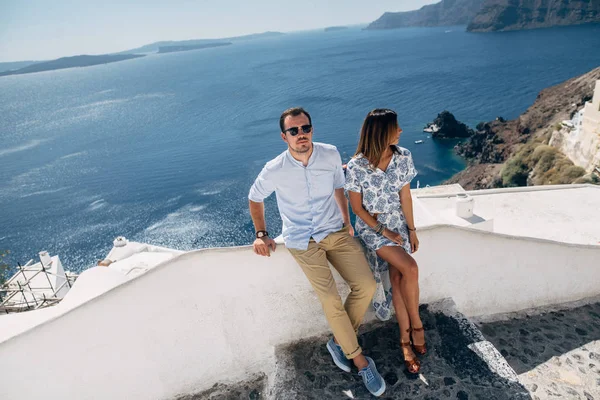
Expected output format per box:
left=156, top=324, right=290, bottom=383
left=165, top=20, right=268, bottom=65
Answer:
left=279, top=107, right=312, bottom=132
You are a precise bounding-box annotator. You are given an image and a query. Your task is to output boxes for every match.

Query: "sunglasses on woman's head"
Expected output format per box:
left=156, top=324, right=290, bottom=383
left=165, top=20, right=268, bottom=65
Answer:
left=284, top=124, right=312, bottom=136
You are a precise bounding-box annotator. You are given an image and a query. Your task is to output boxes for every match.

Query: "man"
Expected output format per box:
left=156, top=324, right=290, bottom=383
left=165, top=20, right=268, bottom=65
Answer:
left=248, top=107, right=386, bottom=397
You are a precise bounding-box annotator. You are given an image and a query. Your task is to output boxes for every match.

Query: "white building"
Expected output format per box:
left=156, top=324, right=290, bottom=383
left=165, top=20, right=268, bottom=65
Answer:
left=0, top=184, right=599, bottom=399
left=581, top=80, right=600, bottom=171
left=0, top=251, right=73, bottom=313
left=555, top=80, right=600, bottom=173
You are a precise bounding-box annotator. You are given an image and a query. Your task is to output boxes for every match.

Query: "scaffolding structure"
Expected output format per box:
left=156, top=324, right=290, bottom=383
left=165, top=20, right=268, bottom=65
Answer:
left=0, top=256, right=78, bottom=314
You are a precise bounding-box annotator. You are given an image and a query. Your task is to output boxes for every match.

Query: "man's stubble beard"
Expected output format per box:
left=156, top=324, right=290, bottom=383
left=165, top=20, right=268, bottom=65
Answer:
left=290, top=142, right=312, bottom=154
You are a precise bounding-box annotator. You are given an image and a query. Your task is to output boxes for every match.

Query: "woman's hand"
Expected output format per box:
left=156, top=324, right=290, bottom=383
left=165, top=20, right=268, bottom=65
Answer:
left=383, top=228, right=403, bottom=245
left=409, top=230, right=419, bottom=253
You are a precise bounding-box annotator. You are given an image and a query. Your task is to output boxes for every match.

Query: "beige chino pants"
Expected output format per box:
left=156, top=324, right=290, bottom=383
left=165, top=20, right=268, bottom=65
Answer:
left=288, top=227, right=376, bottom=359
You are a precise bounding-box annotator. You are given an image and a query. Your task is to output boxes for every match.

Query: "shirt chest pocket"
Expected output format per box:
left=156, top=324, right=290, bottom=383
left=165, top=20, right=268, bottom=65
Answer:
left=309, top=170, right=334, bottom=198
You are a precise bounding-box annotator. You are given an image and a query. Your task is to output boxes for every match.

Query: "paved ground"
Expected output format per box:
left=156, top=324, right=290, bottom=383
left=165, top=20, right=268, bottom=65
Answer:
left=173, top=374, right=266, bottom=400
left=269, top=305, right=529, bottom=399
left=173, top=301, right=600, bottom=399
left=477, top=301, right=600, bottom=400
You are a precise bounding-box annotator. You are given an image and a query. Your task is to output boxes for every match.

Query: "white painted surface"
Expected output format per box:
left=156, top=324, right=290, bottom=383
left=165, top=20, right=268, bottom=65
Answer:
left=416, top=185, right=600, bottom=245
left=0, top=241, right=183, bottom=343
left=1, top=225, right=599, bottom=400
left=0, top=267, right=128, bottom=343
left=414, top=226, right=600, bottom=316
left=552, top=80, right=600, bottom=172
left=412, top=183, right=465, bottom=196
left=455, top=194, right=474, bottom=218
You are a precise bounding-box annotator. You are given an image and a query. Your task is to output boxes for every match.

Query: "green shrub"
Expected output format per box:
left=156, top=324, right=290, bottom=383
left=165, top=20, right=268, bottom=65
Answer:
left=528, top=145, right=557, bottom=164
left=559, top=165, right=586, bottom=183
left=574, top=174, right=600, bottom=184
left=500, top=142, right=587, bottom=187
left=501, top=156, right=529, bottom=187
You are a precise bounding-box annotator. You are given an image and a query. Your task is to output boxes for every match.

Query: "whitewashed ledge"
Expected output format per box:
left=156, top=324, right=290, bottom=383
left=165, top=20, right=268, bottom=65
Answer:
left=0, top=184, right=598, bottom=399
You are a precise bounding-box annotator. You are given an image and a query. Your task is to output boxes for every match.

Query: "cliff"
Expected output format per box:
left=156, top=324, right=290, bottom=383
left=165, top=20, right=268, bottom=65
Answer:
left=366, top=0, right=484, bottom=29
left=0, top=54, right=145, bottom=77
left=445, top=66, right=600, bottom=189
left=468, top=0, right=600, bottom=32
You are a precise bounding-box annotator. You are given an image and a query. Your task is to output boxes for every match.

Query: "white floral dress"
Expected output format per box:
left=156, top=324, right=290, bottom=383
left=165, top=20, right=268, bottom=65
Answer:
left=345, top=146, right=418, bottom=321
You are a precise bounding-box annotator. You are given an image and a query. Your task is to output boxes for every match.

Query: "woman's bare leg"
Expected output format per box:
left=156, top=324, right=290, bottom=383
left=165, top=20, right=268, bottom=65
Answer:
left=389, top=267, right=416, bottom=361
left=376, top=246, right=424, bottom=343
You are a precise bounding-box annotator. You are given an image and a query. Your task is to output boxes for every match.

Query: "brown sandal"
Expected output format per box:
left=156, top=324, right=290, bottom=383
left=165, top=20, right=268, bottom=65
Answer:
left=411, top=326, right=427, bottom=355
left=401, top=341, right=421, bottom=374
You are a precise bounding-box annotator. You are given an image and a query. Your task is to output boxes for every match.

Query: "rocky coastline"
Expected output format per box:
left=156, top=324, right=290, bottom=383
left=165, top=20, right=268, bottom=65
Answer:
left=425, top=111, right=474, bottom=139
left=467, top=0, right=600, bottom=32
left=367, top=0, right=600, bottom=32
left=366, top=0, right=484, bottom=30
left=442, top=67, right=600, bottom=189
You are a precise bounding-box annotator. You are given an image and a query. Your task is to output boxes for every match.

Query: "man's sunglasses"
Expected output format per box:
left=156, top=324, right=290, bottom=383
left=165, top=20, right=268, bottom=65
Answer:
left=284, top=124, right=312, bottom=136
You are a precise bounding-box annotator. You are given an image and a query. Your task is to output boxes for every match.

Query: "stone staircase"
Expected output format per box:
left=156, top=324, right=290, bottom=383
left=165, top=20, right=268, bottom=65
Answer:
left=267, top=298, right=529, bottom=400
left=176, top=298, right=600, bottom=399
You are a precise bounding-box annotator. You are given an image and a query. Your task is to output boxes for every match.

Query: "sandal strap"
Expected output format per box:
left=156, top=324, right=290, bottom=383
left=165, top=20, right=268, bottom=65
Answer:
left=405, top=358, right=421, bottom=373
left=400, top=341, right=412, bottom=348
left=412, top=326, right=424, bottom=332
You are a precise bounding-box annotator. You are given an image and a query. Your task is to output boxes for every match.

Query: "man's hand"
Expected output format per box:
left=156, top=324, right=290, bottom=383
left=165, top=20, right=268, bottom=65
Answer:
left=345, top=224, right=355, bottom=237
left=253, top=236, right=277, bottom=257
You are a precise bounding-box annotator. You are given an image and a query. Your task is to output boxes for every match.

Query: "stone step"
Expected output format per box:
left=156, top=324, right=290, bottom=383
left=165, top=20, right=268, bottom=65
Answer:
left=475, top=299, right=600, bottom=400
left=267, top=298, right=530, bottom=400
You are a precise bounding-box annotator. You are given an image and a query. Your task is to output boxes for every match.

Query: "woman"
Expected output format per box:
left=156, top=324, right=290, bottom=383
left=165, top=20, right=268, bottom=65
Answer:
left=345, top=109, right=425, bottom=374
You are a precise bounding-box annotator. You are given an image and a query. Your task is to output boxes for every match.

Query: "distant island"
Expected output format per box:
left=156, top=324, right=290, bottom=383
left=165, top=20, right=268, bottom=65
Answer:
left=0, top=60, right=40, bottom=74
left=158, top=42, right=232, bottom=54
left=467, top=0, right=600, bottom=32
left=324, top=26, right=348, bottom=32
left=1, top=31, right=285, bottom=77
left=119, top=31, right=284, bottom=54
left=366, top=0, right=484, bottom=29
left=0, top=54, right=145, bottom=77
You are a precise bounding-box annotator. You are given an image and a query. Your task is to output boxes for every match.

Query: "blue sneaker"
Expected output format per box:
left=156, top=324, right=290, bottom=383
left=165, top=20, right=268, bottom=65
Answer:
left=358, top=357, right=386, bottom=397
left=326, top=338, right=351, bottom=373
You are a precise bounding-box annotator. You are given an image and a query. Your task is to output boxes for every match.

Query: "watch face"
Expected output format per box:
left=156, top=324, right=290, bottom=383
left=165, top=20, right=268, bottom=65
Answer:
left=257, top=231, right=267, bottom=238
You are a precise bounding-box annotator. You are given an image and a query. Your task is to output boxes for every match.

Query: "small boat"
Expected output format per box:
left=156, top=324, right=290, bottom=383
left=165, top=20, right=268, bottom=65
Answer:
left=415, top=140, right=424, bottom=144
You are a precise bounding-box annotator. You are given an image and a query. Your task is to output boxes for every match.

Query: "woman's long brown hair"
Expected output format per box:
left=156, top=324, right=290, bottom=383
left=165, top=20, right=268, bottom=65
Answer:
left=354, top=108, right=398, bottom=168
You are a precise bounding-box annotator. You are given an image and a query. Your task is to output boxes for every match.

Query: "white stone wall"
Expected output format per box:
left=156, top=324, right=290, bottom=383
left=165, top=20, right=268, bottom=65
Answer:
left=581, top=80, right=600, bottom=171
left=0, top=226, right=598, bottom=400
left=553, top=80, right=600, bottom=172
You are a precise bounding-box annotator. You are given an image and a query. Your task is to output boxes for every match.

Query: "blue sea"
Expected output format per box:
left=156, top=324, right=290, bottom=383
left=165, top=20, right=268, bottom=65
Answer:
left=1, top=24, right=600, bottom=272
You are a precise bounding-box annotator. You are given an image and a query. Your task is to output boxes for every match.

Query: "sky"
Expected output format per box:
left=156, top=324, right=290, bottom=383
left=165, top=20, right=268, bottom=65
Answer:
left=0, top=0, right=437, bottom=62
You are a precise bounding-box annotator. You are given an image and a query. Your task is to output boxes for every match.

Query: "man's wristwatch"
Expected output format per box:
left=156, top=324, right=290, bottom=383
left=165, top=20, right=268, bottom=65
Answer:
left=256, top=230, right=269, bottom=239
